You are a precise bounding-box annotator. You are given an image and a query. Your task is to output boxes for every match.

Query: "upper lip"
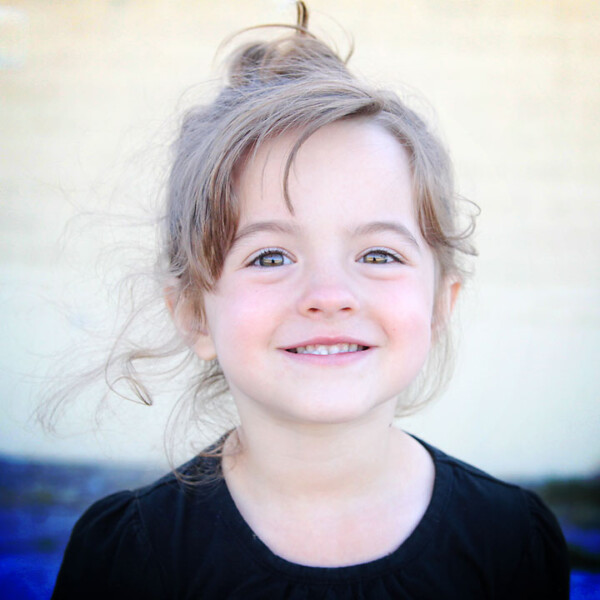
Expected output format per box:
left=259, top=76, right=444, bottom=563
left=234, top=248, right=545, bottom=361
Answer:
left=282, top=337, right=372, bottom=350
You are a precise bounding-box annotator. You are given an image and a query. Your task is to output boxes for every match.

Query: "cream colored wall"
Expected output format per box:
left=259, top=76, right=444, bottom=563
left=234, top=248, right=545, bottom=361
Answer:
left=1, top=0, right=598, bottom=477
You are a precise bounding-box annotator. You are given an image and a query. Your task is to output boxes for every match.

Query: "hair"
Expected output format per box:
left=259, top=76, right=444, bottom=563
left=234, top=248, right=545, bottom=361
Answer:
left=43, top=2, right=477, bottom=458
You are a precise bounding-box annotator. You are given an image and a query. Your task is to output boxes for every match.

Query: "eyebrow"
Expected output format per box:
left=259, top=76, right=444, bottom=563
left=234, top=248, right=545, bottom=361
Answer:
left=232, top=219, right=420, bottom=250
left=353, top=221, right=421, bottom=250
left=232, top=221, right=299, bottom=246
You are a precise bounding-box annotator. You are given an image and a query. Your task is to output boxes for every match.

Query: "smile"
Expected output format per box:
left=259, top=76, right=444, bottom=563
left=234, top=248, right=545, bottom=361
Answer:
left=286, top=343, right=369, bottom=355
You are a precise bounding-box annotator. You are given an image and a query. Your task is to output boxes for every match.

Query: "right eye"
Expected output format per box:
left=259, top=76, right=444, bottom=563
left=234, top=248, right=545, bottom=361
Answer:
left=359, top=248, right=404, bottom=265
left=249, top=249, right=292, bottom=267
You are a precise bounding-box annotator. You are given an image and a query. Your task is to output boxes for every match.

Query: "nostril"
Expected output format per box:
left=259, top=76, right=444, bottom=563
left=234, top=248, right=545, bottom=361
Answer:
left=298, top=284, right=360, bottom=316
left=306, top=304, right=353, bottom=314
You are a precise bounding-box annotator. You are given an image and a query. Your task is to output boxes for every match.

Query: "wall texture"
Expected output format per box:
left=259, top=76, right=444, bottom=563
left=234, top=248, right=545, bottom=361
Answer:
left=1, top=0, right=598, bottom=477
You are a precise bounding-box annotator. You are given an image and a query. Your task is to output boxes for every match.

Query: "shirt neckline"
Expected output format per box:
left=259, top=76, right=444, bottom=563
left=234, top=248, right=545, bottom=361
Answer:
left=213, top=435, right=453, bottom=582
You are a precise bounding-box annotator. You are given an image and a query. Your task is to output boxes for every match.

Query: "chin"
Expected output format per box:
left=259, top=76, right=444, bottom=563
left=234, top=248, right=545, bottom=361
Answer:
left=275, top=397, right=395, bottom=428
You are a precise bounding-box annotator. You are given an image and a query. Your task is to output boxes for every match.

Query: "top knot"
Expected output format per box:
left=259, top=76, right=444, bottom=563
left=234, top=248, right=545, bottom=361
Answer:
left=296, top=0, right=309, bottom=31
left=224, top=2, right=352, bottom=88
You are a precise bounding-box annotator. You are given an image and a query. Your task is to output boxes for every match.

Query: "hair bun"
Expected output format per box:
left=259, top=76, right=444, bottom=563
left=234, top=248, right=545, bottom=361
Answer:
left=225, top=3, right=349, bottom=88
left=227, top=36, right=350, bottom=88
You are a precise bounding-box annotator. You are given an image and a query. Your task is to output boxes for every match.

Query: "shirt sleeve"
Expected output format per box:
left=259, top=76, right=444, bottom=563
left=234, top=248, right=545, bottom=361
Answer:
left=52, top=491, right=166, bottom=600
left=513, top=490, right=570, bottom=599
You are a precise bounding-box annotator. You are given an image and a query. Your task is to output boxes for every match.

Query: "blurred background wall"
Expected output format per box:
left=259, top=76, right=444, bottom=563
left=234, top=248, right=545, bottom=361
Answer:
left=1, top=0, right=598, bottom=479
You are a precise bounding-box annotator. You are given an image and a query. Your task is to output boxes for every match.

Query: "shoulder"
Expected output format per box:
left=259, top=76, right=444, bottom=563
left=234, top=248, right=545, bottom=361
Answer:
left=432, top=443, right=534, bottom=516
left=53, top=455, right=224, bottom=599
left=52, top=488, right=164, bottom=599
left=422, top=439, right=570, bottom=598
left=131, top=456, right=227, bottom=553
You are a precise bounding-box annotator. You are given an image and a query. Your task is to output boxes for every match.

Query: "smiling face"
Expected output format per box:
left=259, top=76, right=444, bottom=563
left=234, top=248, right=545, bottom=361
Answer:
left=192, top=119, right=442, bottom=427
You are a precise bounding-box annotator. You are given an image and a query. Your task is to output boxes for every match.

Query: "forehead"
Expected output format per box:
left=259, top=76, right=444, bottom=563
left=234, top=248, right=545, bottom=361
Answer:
left=235, top=119, right=417, bottom=228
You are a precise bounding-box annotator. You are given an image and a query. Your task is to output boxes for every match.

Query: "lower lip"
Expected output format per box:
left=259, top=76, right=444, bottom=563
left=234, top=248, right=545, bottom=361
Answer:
left=280, top=347, right=373, bottom=366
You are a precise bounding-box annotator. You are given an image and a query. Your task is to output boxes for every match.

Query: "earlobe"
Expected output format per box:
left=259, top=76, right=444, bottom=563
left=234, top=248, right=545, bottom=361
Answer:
left=448, top=280, right=461, bottom=314
left=192, top=331, right=217, bottom=362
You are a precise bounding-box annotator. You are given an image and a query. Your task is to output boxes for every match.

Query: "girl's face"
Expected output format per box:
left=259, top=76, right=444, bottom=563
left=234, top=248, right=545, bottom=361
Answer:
left=193, top=119, right=442, bottom=427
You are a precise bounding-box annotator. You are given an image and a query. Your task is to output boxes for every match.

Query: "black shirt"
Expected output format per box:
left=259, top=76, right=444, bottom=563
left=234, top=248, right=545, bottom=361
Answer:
left=52, top=438, right=569, bottom=599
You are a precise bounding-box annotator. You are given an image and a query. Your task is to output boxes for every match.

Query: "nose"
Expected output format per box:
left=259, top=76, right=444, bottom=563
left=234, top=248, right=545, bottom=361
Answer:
left=296, top=267, right=359, bottom=318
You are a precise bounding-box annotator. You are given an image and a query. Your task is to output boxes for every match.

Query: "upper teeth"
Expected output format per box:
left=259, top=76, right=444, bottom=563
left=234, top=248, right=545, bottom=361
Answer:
left=292, top=344, right=364, bottom=355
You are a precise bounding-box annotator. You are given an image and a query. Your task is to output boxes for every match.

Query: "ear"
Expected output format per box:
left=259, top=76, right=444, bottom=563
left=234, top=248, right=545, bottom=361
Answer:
left=448, top=280, right=461, bottom=314
left=164, top=284, right=217, bottom=362
left=191, top=328, right=218, bottom=362
left=432, top=278, right=461, bottom=333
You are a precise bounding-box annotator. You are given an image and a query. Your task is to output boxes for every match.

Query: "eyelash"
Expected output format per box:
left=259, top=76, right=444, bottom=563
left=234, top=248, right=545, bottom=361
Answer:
left=248, top=247, right=404, bottom=267
left=248, top=248, right=293, bottom=267
left=359, top=248, right=405, bottom=264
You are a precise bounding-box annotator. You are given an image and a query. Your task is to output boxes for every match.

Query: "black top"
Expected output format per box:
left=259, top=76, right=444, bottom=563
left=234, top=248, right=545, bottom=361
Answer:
left=52, top=438, right=569, bottom=599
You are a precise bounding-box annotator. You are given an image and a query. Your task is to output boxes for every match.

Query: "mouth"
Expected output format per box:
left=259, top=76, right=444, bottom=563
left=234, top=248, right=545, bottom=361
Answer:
left=285, top=343, right=370, bottom=356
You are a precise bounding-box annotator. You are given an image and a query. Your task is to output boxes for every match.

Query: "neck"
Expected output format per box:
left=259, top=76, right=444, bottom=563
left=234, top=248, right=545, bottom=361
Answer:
left=224, top=404, right=409, bottom=504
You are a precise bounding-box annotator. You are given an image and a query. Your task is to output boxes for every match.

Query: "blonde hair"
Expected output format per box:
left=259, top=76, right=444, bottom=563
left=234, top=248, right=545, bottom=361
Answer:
left=164, top=5, right=476, bottom=414
left=44, top=3, right=477, bottom=450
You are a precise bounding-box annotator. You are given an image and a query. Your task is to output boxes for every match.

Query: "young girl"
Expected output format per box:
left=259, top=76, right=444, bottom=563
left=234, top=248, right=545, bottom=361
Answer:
left=52, top=3, right=569, bottom=598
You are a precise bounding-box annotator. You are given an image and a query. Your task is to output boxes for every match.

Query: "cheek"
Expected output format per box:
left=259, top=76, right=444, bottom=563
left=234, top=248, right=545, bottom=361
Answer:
left=206, top=284, right=283, bottom=355
left=385, top=279, right=435, bottom=360
left=389, top=308, right=433, bottom=354
left=387, top=273, right=435, bottom=324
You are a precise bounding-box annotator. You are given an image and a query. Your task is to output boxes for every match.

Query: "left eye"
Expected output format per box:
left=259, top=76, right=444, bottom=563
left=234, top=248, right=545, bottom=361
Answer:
left=360, top=249, right=401, bottom=264
left=250, top=250, right=292, bottom=267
